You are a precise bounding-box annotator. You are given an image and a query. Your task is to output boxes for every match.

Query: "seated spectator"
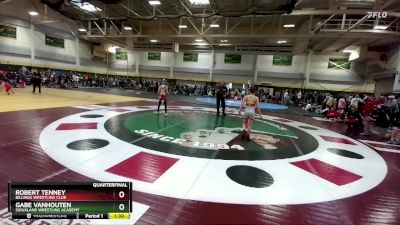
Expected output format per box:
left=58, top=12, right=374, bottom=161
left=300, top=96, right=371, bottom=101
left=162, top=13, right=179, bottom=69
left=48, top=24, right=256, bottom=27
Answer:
left=304, top=103, right=312, bottom=111
left=344, top=106, right=362, bottom=129
left=388, top=126, right=400, bottom=145
left=18, top=79, right=26, bottom=88
left=260, top=94, right=266, bottom=102
left=325, top=107, right=340, bottom=119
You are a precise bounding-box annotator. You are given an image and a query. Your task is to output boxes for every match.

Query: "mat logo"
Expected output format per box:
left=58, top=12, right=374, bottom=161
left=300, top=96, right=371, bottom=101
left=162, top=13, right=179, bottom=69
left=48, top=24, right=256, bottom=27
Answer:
left=39, top=106, right=388, bottom=205
left=134, top=129, right=245, bottom=150
left=367, top=11, right=387, bottom=19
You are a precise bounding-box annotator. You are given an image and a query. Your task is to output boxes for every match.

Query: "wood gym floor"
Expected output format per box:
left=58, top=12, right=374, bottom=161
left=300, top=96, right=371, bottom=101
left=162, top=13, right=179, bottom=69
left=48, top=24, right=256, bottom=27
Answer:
left=0, top=87, right=399, bottom=225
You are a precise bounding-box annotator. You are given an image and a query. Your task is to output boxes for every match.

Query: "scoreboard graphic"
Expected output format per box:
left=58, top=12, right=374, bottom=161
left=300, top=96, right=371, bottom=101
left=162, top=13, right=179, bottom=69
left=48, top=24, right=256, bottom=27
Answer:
left=8, top=182, right=132, bottom=220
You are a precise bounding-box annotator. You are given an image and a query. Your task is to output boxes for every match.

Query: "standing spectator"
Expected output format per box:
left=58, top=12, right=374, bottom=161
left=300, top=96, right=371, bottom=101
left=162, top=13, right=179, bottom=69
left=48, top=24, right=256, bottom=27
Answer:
left=240, top=89, right=246, bottom=100
left=216, top=82, right=228, bottom=116
left=386, top=95, right=399, bottom=125
left=338, top=96, right=347, bottom=110
left=72, top=74, right=79, bottom=88
left=296, top=91, right=302, bottom=104
left=375, top=104, right=390, bottom=139
left=350, top=94, right=362, bottom=108
left=283, top=89, right=289, bottom=105
left=361, top=96, right=377, bottom=136
left=326, top=94, right=334, bottom=108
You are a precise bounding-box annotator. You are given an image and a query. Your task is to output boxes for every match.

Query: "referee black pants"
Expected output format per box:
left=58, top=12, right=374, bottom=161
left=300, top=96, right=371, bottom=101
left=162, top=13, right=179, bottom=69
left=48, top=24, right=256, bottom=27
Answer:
left=216, top=95, right=225, bottom=114
left=33, top=83, right=41, bottom=93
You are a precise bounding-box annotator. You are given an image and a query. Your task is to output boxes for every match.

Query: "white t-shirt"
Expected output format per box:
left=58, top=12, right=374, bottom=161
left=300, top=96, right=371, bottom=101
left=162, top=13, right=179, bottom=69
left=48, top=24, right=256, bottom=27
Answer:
left=284, top=91, right=289, bottom=98
left=351, top=97, right=362, bottom=107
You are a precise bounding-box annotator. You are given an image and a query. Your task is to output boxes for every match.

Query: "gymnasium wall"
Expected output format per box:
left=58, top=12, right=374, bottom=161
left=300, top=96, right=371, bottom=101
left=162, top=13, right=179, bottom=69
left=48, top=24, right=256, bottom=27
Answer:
left=370, top=46, right=400, bottom=95
left=0, top=19, right=111, bottom=74
left=308, top=54, right=371, bottom=92
left=0, top=16, right=378, bottom=92
left=0, top=24, right=31, bottom=64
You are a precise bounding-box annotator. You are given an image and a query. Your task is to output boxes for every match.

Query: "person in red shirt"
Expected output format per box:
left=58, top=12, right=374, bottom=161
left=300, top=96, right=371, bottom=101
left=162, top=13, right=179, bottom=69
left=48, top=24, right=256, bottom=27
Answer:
left=361, top=96, right=378, bottom=136
left=325, top=107, right=340, bottom=119
left=363, top=96, right=377, bottom=115
left=18, top=79, right=26, bottom=88
left=2, top=80, right=13, bottom=95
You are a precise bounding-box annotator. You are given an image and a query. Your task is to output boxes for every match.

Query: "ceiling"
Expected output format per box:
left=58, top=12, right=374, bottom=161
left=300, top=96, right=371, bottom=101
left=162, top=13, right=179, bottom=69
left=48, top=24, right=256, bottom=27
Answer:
left=0, top=0, right=399, bottom=55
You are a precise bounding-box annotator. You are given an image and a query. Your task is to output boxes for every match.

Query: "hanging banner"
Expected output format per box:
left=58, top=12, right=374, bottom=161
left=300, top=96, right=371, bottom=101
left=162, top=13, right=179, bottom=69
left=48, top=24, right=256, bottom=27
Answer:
left=224, top=54, right=241, bottom=64
left=183, top=53, right=198, bottom=62
left=148, top=52, right=161, bottom=61
left=0, top=24, right=16, bottom=38
left=45, top=35, right=64, bottom=48
left=328, top=57, right=351, bottom=70
left=116, top=51, right=128, bottom=61
left=273, top=55, right=293, bottom=66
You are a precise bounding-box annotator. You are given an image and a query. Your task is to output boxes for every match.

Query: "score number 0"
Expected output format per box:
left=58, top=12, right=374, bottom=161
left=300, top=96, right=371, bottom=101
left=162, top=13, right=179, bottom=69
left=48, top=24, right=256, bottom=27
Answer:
left=119, top=191, right=125, bottom=211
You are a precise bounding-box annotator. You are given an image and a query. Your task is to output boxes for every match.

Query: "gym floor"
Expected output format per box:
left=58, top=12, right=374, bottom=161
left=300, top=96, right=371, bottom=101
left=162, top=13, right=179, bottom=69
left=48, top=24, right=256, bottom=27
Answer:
left=1, top=87, right=399, bottom=225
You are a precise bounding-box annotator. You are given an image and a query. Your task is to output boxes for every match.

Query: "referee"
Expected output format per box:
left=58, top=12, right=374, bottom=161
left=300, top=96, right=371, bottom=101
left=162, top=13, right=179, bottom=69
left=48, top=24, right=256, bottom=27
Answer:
left=215, top=82, right=228, bottom=116
left=32, top=73, right=42, bottom=94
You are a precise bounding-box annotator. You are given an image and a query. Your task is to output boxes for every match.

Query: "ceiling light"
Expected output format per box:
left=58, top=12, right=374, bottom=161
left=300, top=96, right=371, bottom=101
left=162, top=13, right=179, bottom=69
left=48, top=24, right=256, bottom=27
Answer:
left=220, top=39, right=228, bottom=42
left=107, top=46, right=119, bottom=54
left=178, top=25, right=187, bottom=29
left=219, top=44, right=232, bottom=46
left=283, top=24, right=295, bottom=28
left=71, top=2, right=102, bottom=12
left=78, top=28, right=87, bottom=32
left=373, top=25, right=388, bottom=30
left=343, top=46, right=361, bottom=61
left=277, top=40, right=287, bottom=44
left=150, top=39, right=158, bottom=43
left=188, top=0, right=210, bottom=5
left=195, top=39, right=203, bottom=42
left=210, top=24, right=220, bottom=28
left=124, top=26, right=133, bottom=30
left=149, top=0, right=161, bottom=5
left=28, top=11, right=39, bottom=16
left=194, top=42, right=209, bottom=46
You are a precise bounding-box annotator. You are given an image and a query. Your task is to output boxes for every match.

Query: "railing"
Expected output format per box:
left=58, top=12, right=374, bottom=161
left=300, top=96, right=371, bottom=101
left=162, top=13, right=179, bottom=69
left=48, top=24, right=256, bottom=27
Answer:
left=320, top=18, right=400, bottom=32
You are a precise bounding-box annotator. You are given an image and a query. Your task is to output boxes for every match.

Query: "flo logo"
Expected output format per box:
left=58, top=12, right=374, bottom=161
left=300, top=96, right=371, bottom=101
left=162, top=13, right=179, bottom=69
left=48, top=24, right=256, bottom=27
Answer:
left=367, top=11, right=387, bottom=19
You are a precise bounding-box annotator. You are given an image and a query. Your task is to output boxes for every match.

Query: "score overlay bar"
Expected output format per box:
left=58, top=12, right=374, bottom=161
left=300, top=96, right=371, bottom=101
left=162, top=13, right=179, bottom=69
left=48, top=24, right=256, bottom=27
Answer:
left=8, top=182, right=132, bottom=220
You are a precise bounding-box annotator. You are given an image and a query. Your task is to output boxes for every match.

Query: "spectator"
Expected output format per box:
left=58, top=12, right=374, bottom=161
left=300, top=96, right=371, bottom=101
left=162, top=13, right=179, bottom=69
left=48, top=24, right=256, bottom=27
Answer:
left=350, top=94, right=362, bottom=108
left=296, top=91, right=302, bottom=104
left=283, top=89, right=289, bottom=105
left=344, top=105, right=362, bottom=131
left=386, top=95, right=398, bottom=125
left=338, top=95, right=347, bottom=110
left=375, top=104, right=390, bottom=140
